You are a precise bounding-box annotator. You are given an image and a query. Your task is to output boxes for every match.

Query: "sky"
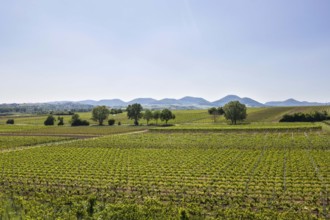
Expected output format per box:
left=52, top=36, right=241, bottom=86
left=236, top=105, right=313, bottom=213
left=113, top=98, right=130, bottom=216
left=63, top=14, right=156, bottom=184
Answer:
left=1, top=0, right=329, bottom=104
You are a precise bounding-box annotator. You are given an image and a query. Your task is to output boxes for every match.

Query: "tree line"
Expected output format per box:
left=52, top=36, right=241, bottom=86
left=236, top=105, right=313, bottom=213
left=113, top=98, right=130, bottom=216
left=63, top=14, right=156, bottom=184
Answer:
left=42, top=104, right=175, bottom=126
left=126, top=104, right=175, bottom=126
left=280, top=111, right=329, bottom=122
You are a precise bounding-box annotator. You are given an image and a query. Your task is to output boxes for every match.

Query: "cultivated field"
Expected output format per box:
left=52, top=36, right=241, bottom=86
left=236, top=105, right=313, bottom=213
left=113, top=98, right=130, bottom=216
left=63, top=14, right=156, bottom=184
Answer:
left=0, top=107, right=329, bottom=219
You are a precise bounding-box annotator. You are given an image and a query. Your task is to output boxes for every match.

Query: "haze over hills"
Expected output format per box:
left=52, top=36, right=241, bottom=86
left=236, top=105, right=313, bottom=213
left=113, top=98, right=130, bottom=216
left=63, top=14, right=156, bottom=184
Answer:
left=265, top=99, right=329, bottom=107
left=2, top=95, right=329, bottom=110
left=74, top=95, right=330, bottom=108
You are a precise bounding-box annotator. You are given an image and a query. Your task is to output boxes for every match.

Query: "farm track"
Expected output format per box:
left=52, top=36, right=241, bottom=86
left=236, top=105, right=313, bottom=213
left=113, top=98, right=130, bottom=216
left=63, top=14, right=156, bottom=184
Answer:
left=0, top=133, right=99, bottom=139
left=0, top=129, right=149, bottom=153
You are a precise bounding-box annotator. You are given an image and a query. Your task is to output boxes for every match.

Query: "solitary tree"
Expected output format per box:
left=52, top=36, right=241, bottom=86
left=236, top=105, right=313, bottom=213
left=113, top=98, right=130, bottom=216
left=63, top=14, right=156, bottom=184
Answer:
left=153, top=110, right=161, bottom=125
left=223, top=101, right=247, bottom=125
left=208, top=107, right=225, bottom=123
left=44, top=115, right=56, bottom=126
left=143, top=109, right=153, bottom=125
left=92, top=106, right=110, bottom=125
left=160, top=109, right=176, bottom=125
left=126, top=103, right=143, bottom=126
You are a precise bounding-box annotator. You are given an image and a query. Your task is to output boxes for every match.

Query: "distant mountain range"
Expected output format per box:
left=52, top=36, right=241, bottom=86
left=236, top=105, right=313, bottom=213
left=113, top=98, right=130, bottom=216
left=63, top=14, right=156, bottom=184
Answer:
left=76, top=95, right=329, bottom=109
left=265, top=98, right=329, bottom=107
left=2, top=96, right=328, bottom=114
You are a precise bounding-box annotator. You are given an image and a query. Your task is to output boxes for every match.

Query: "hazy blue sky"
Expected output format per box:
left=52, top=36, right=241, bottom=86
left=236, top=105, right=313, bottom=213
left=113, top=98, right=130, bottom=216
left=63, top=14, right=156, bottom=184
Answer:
left=1, top=0, right=329, bottom=103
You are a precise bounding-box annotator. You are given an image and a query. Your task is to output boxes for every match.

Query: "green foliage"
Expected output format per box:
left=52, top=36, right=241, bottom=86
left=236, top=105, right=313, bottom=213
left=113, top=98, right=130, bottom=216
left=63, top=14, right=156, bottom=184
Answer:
left=110, top=108, right=123, bottom=114
left=126, top=103, right=143, bottom=126
left=223, top=101, right=247, bottom=124
left=160, top=109, right=176, bottom=124
left=280, top=111, right=329, bottom=122
left=92, top=106, right=110, bottom=125
left=87, top=195, right=97, bottom=216
left=208, top=107, right=224, bottom=122
left=44, top=115, right=56, bottom=126
left=71, top=114, right=90, bottom=126
left=143, top=109, right=153, bottom=125
left=6, top=119, right=14, bottom=124
left=179, top=208, right=189, bottom=220
left=153, top=110, right=161, bottom=125
left=57, top=117, right=64, bottom=126
left=108, top=119, right=115, bottom=126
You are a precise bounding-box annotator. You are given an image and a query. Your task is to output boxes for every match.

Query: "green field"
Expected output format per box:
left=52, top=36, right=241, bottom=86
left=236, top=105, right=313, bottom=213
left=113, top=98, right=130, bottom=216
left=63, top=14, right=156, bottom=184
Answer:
left=0, top=107, right=329, bottom=219
left=2, top=106, right=330, bottom=126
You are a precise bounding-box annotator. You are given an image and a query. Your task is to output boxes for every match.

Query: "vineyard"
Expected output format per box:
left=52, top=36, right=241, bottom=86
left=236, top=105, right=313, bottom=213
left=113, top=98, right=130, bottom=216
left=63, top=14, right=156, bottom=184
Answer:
left=150, top=123, right=323, bottom=133
left=0, top=108, right=329, bottom=219
left=0, top=130, right=329, bottom=219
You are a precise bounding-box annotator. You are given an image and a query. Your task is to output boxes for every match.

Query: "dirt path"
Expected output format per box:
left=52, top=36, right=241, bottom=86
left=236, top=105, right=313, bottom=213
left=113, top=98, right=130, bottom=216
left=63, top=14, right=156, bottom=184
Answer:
left=0, top=129, right=148, bottom=138
left=0, top=133, right=99, bottom=139
left=0, top=129, right=149, bottom=154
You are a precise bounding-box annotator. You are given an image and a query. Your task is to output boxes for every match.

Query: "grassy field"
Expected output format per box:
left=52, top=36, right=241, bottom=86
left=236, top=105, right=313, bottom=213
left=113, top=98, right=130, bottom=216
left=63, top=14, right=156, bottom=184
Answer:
left=1, top=106, right=330, bottom=126
left=0, top=106, right=329, bottom=219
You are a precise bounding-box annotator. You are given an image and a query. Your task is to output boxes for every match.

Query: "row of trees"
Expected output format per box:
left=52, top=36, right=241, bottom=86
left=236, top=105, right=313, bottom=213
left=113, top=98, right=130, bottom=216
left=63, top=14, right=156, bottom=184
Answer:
left=90, top=104, right=176, bottom=126
left=49, top=104, right=175, bottom=126
left=208, top=101, right=247, bottom=125
left=280, top=111, right=329, bottom=122
left=127, top=104, right=175, bottom=125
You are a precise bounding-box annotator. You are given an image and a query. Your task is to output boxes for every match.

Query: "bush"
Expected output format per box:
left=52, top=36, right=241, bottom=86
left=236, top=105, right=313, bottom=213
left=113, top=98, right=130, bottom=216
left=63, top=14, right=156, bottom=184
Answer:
left=118, top=121, right=121, bottom=126
left=71, top=119, right=89, bottom=126
left=6, top=119, right=14, bottom=124
left=71, top=114, right=90, bottom=126
left=108, top=119, right=115, bottom=126
left=44, top=115, right=56, bottom=126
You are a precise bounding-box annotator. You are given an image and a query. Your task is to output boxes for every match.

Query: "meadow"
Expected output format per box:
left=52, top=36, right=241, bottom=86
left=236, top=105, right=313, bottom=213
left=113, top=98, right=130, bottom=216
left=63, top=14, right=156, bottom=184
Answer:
left=0, top=106, right=329, bottom=219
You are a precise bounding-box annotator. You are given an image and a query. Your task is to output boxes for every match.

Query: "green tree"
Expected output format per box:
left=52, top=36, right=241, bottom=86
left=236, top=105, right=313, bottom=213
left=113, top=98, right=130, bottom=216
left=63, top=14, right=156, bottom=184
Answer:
left=44, top=115, right=56, bottom=126
left=208, top=107, right=224, bottom=123
left=153, top=110, right=161, bottom=125
left=160, top=109, right=176, bottom=125
left=57, top=116, right=64, bottom=126
left=223, top=101, right=247, bottom=125
left=143, top=109, right=153, bottom=125
left=126, top=103, right=143, bottom=126
left=92, top=106, right=110, bottom=125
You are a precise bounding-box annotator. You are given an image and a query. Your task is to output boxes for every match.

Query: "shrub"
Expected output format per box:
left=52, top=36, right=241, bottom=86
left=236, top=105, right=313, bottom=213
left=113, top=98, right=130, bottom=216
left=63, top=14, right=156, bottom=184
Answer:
left=108, top=119, right=115, bottom=126
left=6, top=119, right=14, bottom=124
left=71, top=114, right=90, bottom=126
left=118, top=121, right=121, bottom=126
left=44, top=115, right=56, bottom=126
left=57, top=117, right=64, bottom=126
